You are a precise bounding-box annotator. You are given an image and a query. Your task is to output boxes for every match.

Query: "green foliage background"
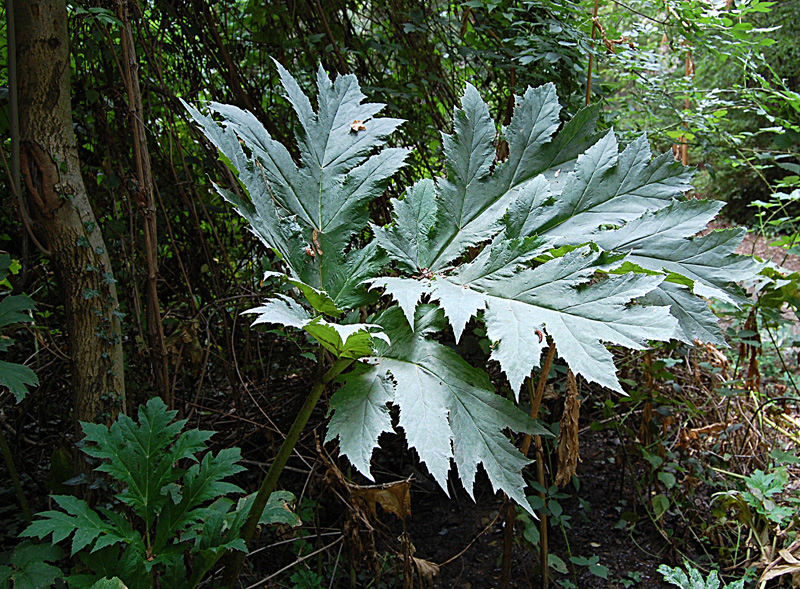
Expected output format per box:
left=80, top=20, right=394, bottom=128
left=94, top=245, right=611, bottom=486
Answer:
left=0, top=0, right=799, bottom=586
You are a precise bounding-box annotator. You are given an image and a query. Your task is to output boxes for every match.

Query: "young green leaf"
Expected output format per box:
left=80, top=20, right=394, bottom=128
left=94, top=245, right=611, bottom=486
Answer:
left=22, top=495, right=116, bottom=556
left=80, top=398, right=213, bottom=527
left=245, top=293, right=389, bottom=359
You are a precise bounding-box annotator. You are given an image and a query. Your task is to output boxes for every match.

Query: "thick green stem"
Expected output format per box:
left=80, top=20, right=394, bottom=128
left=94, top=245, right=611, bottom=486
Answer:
left=220, top=357, right=353, bottom=587
left=0, top=425, right=31, bottom=523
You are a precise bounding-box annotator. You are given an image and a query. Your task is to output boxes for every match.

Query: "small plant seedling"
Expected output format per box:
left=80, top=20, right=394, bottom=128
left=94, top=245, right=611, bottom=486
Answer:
left=21, top=397, right=299, bottom=589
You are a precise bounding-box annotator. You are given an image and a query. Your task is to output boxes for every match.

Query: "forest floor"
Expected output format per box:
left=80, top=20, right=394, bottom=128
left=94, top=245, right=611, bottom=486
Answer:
left=404, top=428, right=676, bottom=588
left=4, top=218, right=799, bottom=588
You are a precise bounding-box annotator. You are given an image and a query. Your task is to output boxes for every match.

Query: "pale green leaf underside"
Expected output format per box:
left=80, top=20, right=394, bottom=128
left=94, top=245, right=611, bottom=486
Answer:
left=328, top=306, right=551, bottom=510
left=640, top=281, right=726, bottom=346
left=532, top=133, right=693, bottom=240
left=190, top=63, right=758, bottom=515
left=326, top=364, right=395, bottom=477
left=372, top=179, right=438, bottom=273
left=371, top=249, right=677, bottom=395
left=424, top=84, right=603, bottom=271
left=373, top=83, right=753, bottom=395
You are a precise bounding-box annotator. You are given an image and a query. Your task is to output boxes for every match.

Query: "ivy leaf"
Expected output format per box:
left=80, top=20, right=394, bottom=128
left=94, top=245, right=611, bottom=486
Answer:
left=259, top=490, right=301, bottom=527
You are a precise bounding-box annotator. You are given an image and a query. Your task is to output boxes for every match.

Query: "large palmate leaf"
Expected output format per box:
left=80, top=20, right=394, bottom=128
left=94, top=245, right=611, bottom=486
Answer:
left=530, top=133, right=693, bottom=240
left=422, top=84, right=603, bottom=271
left=185, top=62, right=408, bottom=307
left=371, top=248, right=677, bottom=395
left=589, top=199, right=757, bottom=304
left=370, top=80, right=754, bottom=401
left=326, top=306, right=551, bottom=508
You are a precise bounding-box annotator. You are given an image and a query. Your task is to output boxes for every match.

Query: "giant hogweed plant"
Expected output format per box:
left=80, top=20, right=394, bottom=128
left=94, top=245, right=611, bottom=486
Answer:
left=185, top=60, right=757, bottom=569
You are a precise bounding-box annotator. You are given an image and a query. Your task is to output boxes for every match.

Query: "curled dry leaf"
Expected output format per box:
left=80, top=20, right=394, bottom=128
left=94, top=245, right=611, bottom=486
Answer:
left=350, top=119, right=366, bottom=132
left=412, top=556, right=440, bottom=587
left=555, top=369, right=580, bottom=487
left=759, top=540, right=800, bottom=586
left=351, top=479, right=412, bottom=521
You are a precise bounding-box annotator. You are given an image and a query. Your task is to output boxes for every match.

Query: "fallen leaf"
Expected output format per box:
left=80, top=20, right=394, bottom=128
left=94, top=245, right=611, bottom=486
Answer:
left=413, top=556, right=440, bottom=586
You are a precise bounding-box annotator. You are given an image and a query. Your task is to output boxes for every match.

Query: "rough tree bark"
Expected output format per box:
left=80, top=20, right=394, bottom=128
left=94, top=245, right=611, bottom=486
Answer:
left=15, top=0, right=126, bottom=424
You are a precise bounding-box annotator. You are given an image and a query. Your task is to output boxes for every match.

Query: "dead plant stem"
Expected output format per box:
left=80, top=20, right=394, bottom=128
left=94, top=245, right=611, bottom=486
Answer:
left=500, top=341, right=557, bottom=588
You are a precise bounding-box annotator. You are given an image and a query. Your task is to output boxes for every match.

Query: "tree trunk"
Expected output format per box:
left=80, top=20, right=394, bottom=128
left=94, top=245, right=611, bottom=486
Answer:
left=15, top=0, right=126, bottom=425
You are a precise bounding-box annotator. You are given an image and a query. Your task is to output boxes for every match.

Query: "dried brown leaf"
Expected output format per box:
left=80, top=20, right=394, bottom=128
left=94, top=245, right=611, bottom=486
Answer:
left=352, top=480, right=412, bottom=521
left=412, top=557, right=440, bottom=587
left=555, top=369, right=580, bottom=487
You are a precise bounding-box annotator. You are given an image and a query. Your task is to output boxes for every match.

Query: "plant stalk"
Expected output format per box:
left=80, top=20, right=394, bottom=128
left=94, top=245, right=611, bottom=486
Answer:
left=500, top=341, right=557, bottom=588
left=681, top=49, right=694, bottom=165
left=220, top=357, right=353, bottom=587
left=585, top=0, right=600, bottom=106
left=0, top=426, right=31, bottom=523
